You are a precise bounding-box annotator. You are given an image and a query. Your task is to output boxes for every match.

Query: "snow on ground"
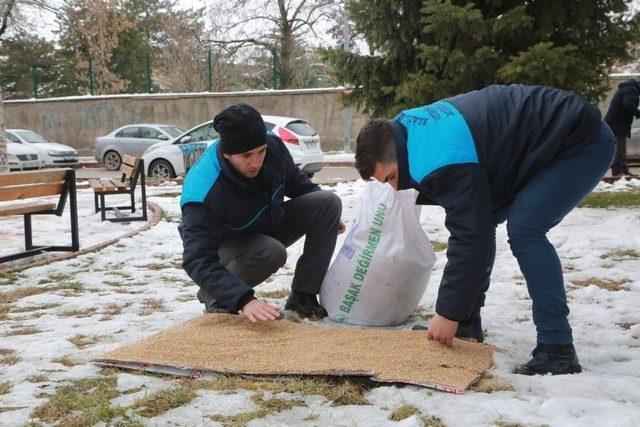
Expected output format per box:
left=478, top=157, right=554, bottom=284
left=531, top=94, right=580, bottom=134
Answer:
left=324, top=152, right=355, bottom=164
left=0, top=180, right=639, bottom=426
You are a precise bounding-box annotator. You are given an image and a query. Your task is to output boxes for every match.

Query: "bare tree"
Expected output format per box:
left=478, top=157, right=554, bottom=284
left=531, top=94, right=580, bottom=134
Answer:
left=203, top=0, right=337, bottom=89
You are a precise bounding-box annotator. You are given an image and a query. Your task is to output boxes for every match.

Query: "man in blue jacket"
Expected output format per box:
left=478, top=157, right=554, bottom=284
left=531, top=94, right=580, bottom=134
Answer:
left=604, top=79, right=640, bottom=177
left=179, top=104, right=344, bottom=322
left=355, top=84, right=615, bottom=375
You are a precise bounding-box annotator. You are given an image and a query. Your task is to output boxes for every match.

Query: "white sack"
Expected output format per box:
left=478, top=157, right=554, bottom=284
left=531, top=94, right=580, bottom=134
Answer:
left=320, top=181, right=437, bottom=326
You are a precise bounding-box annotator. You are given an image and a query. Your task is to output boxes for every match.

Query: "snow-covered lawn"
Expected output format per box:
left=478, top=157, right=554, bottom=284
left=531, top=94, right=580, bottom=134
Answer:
left=0, top=180, right=639, bottom=426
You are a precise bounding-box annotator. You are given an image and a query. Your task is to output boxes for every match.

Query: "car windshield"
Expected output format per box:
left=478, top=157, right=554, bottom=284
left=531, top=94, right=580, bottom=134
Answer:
left=14, top=130, right=54, bottom=144
left=161, top=126, right=185, bottom=138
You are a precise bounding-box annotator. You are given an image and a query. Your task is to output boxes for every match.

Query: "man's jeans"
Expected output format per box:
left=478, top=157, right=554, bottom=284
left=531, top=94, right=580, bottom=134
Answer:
left=475, top=122, right=616, bottom=344
left=199, top=190, right=342, bottom=311
left=611, top=134, right=630, bottom=175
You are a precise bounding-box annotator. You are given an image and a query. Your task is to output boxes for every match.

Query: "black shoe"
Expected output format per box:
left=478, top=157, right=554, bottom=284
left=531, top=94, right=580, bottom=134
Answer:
left=284, top=291, right=328, bottom=319
left=455, top=307, right=484, bottom=343
left=197, top=289, right=235, bottom=314
left=513, top=343, right=582, bottom=376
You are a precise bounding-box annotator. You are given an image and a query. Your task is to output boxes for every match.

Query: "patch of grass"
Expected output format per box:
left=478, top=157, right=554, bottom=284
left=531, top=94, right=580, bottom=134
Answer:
left=0, top=273, right=24, bottom=286
left=431, top=241, right=448, bottom=252
left=599, top=249, right=639, bottom=260
left=0, top=348, right=21, bottom=365
left=99, top=302, right=133, bottom=321
left=47, top=273, right=72, bottom=281
left=58, top=307, right=98, bottom=318
left=422, top=415, right=446, bottom=427
left=6, top=326, right=42, bottom=336
left=0, top=286, right=50, bottom=304
left=252, top=393, right=306, bottom=412
left=186, top=375, right=370, bottom=406
left=175, top=294, right=197, bottom=302
left=570, top=277, right=631, bottom=292
left=140, top=263, right=171, bottom=271
left=132, top=387, right=197, bottom=417
left=0, top=381, right=12, bottom=395
left=138, top=298, right=169, bottom=316
left=0, top=304, right=10, bottom=321
left=38, top=278, right=54, bottom=285
left=617, top=322, right=637, bottom=330
left=103, top=280, right=129, bottom=287
left=59, top=281, right=84, bottom=293
left=26, top=374, right=48, bottom=383
left=578, top=190, right=640, bottom=208
left=413, top=306, right=434, bottom=322
left=389, top=405, right=420, bottom=421
left=256, top=289, right=290, bottom=299
left=469, top=373, right=516, bottom=393
left=68, top=334, right=101, bottom=349
left=210, top=409, right=269, bottom=427
left=492, top=418, right=525, bottom=427
left=51, top=355, right=79, bottom=367
left=31, top=377, right=123, bottom=425
left=11, top=303, right=60, bottom=313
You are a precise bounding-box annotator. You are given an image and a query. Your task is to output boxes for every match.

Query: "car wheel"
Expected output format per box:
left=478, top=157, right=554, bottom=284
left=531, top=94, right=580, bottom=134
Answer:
left=103, top=151, right=122, bottom=171
left=149, top=159, right=176, bottom=179
left=306, top=173, right=315, bottom=179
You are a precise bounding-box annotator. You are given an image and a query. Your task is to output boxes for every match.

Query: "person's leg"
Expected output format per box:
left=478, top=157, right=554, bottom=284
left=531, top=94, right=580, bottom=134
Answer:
left=275, top=190, right=342, bottom=317
left=197, top=234, right=287, bottom=313
left=275, top=190, right=342, bottom=294
left=507, top=125, right=614, bottom=346
left=611, top=134, right=627, bottom=176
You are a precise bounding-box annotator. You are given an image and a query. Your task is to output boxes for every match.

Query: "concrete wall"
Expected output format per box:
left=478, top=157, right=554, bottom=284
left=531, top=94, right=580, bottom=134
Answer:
left=3, top=88, right=370, bottom=155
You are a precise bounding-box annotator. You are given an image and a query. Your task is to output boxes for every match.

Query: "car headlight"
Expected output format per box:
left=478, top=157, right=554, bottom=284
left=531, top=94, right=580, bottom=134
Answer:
left=7, top=154, right=17, bottom=161
left=47, top=149, right=61, bottom=156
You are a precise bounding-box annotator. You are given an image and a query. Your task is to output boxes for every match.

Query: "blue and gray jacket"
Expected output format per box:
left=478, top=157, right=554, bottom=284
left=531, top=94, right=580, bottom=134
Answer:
left=392, top=84, right=601, bottom=321
left=178, top=134, right=319, bottom=311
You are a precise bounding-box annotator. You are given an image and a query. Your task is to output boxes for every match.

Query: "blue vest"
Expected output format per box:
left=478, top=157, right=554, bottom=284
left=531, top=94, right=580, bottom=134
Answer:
left=395, top=101, right=478, bottom=183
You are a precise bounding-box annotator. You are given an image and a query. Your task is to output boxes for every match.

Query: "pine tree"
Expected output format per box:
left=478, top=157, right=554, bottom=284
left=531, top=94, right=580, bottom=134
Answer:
left=0, top=35, right=57, bottom=99
left=328, top=0, right=640, bottom=116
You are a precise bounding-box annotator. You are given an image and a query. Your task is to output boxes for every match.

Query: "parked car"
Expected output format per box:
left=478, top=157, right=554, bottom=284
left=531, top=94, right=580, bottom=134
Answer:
left=6, top=129, right=78, bottom=168
left=95, top=124, right=185, bottom=171
left=262, top=115, right=323, bottom=178
left=142, top=115, right=324, bottom=179
left=6, top=142, right=44, bottom=171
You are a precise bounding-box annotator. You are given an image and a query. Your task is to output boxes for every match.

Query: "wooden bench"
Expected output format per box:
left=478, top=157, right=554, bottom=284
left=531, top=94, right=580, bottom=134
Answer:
left=0, top=168, right=79, bottom=263
left=90, top=154, right=147, bottom=222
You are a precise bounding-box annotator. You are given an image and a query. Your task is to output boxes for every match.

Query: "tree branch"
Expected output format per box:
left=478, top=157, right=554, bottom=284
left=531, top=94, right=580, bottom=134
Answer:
left=0, top=0, right=16, bottom=38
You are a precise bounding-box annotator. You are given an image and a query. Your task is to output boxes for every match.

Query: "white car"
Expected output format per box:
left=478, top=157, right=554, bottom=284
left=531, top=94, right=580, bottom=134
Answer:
left=6, top=129, right=79, bottom=168
left=6, top=142, right=44, bottom=171
left=142, top=115, right=324, bottom=179
left=95, top=124, right=185, bottom=171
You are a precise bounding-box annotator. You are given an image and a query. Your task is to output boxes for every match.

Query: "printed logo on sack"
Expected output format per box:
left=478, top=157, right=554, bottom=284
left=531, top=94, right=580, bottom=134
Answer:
left=337, top=203, right=388, bottom=318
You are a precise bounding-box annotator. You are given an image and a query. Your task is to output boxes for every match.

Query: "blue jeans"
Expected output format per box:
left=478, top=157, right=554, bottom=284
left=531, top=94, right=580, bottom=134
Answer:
left=476, top=122, right=616, bottom=344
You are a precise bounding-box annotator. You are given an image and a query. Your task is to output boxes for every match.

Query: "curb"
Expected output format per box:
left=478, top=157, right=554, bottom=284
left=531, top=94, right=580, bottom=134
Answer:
left=0, top=201, right=163, bottom=275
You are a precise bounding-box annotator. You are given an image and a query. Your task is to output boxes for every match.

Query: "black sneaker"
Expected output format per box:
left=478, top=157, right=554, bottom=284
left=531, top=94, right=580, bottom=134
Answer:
left=285, top=291, right=328, bottom=319
left=197, top=289, right=235, bottom=314
left=513, top=343, right=582, bottom=376
left=455, top=307, right=484, bottom=343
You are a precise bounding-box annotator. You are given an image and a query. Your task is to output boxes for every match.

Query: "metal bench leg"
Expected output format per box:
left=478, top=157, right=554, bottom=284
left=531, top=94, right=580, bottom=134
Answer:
left=100, top=194, right=106, bottom=221
left=24, top=214, right=33, bottom=250
left=130, top=191, right=136, bottom=213
left=94, top=192, right=99, bottom=213
left=69, top=173, right=80, bottom=251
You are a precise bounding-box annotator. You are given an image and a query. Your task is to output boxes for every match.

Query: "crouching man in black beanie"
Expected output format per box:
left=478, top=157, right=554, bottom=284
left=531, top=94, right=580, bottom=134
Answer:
left=179, top=103, right=344, bottom=322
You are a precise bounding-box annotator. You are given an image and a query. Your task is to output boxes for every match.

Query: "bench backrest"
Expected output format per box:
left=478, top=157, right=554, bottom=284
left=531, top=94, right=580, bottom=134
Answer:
left=119, top=155, right=141, bottom=186
left=0, top=169, right=70, bottom=202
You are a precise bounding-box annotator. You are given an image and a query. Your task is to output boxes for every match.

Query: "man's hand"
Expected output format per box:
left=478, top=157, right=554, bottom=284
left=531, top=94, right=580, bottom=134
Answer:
left=240, top=299, right=281, bottom=323
left=338, top=220, right=346, bottom=235
left=427, top=314, right=458, bottom=347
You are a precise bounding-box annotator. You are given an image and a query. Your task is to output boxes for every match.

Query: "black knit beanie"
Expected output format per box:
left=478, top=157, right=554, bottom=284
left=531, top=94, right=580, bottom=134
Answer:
left=213, top=103, right=267, bottom=154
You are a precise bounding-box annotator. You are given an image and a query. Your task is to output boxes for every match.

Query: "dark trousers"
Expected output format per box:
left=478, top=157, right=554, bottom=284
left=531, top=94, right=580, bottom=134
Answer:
left=199, top=190, right=342, bottom=310
left=611, top=134, right=629, bottom=175
left=475, top=122, right=616, bottom=344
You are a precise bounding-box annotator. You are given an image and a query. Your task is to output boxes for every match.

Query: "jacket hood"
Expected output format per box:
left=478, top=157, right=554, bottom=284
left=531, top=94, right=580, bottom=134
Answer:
left=618, top=79, right=639, bottom=89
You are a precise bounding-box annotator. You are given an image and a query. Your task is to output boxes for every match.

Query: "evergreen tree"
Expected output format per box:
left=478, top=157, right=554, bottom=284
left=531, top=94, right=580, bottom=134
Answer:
left=0, top=34, right=57, bottom=99
left=328, top=0, right=640, bottom=116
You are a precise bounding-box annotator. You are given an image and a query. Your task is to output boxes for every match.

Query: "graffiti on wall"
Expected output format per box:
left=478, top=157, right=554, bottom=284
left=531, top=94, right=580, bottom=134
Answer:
left=42, top=104, right=140, bottom=132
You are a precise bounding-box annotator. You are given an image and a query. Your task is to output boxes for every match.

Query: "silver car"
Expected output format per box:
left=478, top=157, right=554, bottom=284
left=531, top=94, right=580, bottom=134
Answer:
left=95, top=124, right=185, bottom=170
left=628, top=118, right=640, bottom=161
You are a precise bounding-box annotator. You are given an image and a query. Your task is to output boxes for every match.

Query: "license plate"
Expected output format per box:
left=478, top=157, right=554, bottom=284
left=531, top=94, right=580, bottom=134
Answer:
left=305, top=141, right=319, bottom=150
left=24, top=161, right=39, bottom=168
left=64, top=157, right=75, bottom=161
